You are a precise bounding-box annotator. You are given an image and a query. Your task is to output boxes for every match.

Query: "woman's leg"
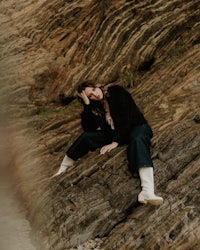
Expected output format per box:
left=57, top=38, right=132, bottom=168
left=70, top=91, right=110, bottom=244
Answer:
left=53, top=155, right=75, bottom=176
left=67, top=131, right=113, bottom=160
left=127, top=123, right=153, bottom=176
left=127, top=124, right=163, bottom=205
left=53, top=131, right=112, bottom=176
left=138, top=167, right=163, bottom=205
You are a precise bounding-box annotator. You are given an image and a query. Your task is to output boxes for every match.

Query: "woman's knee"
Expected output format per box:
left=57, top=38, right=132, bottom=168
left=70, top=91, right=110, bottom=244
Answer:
left=130, top=133, right=152, bottom=150
left=79, top=132, right=94, bottom=143
left=130, top=133, right=145, bottom=143
left=76, top=131, right=112, bottom=152
left=130, top=125, right=152, bottom=144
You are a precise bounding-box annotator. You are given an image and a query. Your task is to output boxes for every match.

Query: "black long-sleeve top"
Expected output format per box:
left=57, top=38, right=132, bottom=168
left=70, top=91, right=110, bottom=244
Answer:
left=81, top=85, right=147, bottom=145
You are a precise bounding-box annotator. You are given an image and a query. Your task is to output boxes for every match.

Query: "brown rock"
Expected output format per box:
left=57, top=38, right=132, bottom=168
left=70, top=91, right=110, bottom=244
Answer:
left=0, top=0, right=199, bottom=249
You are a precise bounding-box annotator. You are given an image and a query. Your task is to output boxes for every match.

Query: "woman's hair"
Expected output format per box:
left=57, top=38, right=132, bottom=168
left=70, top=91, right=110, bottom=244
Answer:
left=77, top=80, right=97, bottom=93
left=77, top=81, right=104, bottom=116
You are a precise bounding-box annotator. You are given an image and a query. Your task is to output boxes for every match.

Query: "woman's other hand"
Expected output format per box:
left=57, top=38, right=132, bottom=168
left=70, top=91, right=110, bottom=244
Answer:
left=78, top=90, right=90, bottom=105
left=100, top=142, right=119, bottom=155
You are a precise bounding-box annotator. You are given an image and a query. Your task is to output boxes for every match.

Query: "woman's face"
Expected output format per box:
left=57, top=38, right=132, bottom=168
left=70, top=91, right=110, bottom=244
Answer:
left=84, top=87, right=103, bottom=101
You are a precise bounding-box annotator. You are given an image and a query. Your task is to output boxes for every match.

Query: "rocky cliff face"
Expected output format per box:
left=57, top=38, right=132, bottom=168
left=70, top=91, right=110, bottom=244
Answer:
left=0, top=0, right=199, bottom=249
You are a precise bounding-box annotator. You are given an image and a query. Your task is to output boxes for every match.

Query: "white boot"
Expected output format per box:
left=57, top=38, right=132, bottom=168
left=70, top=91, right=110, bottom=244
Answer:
left=138, top=167, right=163, bottom=205
left=53, top=155, right=74, bottom=177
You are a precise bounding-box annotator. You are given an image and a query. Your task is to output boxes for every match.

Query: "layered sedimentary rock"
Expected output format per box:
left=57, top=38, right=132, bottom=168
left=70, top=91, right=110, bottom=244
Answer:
left=0, top=0, right=199, bottom=249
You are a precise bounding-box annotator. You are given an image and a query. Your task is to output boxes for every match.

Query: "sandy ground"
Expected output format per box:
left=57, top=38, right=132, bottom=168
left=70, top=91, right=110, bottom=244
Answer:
left=0, top=176, right=36, bottom=250
left=0, top=124, right=36, bottom=250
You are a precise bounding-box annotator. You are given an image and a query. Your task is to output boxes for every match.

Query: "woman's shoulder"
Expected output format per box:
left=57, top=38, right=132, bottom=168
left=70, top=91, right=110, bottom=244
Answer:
left=107, top=84, right=130, bottom=96
left=108, top=84, right=124, bottom=91
left=107, top=84, right=124, bottom=93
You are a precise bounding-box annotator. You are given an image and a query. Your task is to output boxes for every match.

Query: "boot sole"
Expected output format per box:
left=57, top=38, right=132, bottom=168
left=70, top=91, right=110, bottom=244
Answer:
left=138, top=198, right=163, bottom=206
left=147, top=199, right=163, bottom=205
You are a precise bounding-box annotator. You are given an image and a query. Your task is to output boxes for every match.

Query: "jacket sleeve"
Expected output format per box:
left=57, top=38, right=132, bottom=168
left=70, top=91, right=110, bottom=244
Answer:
left=81, top=105, right=99, bottom=131
left=108, top=86, right=134, bottom=144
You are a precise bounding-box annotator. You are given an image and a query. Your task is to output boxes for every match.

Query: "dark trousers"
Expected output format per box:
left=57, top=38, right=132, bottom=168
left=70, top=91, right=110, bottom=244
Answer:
left=66, top=124, right=153, bottom=176
left=127, top=124, right=153, bottom=176
left=67, top=131, right=113, bottom=160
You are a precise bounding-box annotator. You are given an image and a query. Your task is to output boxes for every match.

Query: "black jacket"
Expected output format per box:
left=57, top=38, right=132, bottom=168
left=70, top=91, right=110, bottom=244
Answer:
left=81, top=85, right=147, bottom=145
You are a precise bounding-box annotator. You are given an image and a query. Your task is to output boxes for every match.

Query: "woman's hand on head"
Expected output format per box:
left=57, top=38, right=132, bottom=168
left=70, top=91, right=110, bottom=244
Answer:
left=77, top=90, right=90, bottom=105
left=100, top=142, right=119, bottom=155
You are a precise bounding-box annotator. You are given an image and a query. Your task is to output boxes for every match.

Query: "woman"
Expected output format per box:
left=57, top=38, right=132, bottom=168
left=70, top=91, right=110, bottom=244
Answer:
left=54, top=81, right=163, bottom=205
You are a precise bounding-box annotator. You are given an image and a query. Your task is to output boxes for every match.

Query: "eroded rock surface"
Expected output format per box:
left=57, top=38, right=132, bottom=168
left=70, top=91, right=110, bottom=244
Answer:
left=0, top=0, right=199, bottom=249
